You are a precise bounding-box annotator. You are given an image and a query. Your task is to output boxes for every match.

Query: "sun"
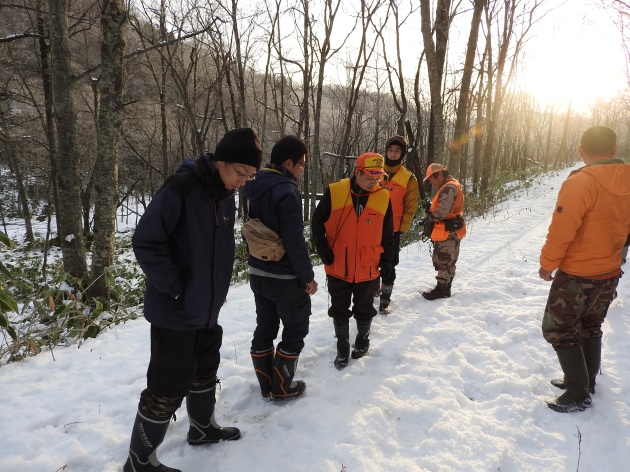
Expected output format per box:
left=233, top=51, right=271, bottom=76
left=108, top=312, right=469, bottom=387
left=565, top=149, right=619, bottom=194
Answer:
left=518, top=3, right=627, bottom=111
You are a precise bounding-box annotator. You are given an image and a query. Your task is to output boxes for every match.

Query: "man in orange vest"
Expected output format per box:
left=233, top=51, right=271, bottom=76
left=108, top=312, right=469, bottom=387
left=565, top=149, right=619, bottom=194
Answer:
left=378, top=135, right=419, bottom=314
left=312, top=153, right=395, bottom=369
left=421, top=163, right=466, bottom=300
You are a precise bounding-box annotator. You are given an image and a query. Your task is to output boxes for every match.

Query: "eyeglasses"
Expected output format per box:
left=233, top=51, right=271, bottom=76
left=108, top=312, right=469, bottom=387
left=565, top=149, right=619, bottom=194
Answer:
left=231, top=163, right=256, bottom=181
left=296, top=161, right=307, bottom=168
left=428, top=172, right=440, bottom=180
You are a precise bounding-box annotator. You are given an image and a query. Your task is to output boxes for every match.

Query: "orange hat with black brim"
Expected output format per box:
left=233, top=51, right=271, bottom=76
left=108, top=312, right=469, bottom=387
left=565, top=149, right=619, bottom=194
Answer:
left=423, top=163, right=446, bottom=181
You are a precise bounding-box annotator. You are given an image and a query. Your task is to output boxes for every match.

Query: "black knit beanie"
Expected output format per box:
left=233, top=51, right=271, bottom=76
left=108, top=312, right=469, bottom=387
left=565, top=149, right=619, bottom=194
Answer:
left=385, top=135, right=408, bottom=158
left=214, top=127, right=263, bottom=170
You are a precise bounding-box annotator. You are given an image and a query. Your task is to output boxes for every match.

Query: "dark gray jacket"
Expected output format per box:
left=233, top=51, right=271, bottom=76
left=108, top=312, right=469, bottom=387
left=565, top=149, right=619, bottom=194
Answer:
left=132, top=154, right=236, bottom=330
left=244, top=167, right=314, bottom=285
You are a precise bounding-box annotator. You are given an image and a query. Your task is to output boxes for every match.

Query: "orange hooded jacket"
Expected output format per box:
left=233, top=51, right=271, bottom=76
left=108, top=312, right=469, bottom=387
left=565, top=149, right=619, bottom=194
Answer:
left=540, top=159, right=630, bottom=277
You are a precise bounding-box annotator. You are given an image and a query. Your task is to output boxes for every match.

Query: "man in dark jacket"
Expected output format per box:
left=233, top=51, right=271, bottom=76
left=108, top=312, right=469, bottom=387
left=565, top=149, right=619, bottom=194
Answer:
left=244, top=135, right=318, bottom=401
left=312, top=153, right=394, bottom=369
left=124, top=128, right=262, bottom=472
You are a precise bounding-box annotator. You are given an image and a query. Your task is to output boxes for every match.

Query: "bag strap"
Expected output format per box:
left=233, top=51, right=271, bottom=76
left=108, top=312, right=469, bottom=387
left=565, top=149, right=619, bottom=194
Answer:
left=244, top=199, right=251, bottom=221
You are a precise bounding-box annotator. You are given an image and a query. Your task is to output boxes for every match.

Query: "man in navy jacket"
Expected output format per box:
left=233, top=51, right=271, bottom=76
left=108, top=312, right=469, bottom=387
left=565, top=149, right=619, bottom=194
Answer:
left=124, top=128, right=262, bottom=472
left=244, top=135, right=318, bottom=401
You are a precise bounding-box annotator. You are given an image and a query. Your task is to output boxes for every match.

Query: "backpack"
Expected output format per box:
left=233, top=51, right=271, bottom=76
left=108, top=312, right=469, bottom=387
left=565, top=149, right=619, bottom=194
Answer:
left=241, top=218, right=286, bottom=261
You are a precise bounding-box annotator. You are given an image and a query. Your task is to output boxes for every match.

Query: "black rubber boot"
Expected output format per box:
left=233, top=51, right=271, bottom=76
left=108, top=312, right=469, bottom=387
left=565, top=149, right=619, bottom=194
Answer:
left=333, top=320, right=350, bottom=369
left=251, top=347, right=274, bottom=398
left=271, top=348, right=306, bottom=400
left=551, top=337, right=601, bottom=394
left=351, top=320, right=371, bottom=359
left=186, top=379, right=241, bottom=445
left=446, top=277, right=453, bottom=297
left=379, top=284, right=394, bottom=315
left=546, top=345, right=592, bottom=413
left=123, top=409, right=181, bottom=472
left=422, top=282, right=449, bottom=300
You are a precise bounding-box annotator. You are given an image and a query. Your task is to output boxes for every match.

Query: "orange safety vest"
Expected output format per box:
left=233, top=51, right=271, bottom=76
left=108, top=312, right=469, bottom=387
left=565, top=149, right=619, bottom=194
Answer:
left=324, top=179, right=390, bottom=283
left=385, top=167, right=413, bottom=232
left=430, top=177, right=466, bottom=242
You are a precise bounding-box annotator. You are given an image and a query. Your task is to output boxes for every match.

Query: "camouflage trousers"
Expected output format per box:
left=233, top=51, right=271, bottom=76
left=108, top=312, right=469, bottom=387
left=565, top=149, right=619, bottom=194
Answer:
left=541, top=270, right=619, bottom=350
left=431, top=234, right=461, bottom=284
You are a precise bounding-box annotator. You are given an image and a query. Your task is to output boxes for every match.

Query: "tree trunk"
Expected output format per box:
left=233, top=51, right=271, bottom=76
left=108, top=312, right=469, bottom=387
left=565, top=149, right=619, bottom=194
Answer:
left=36, top=0, right=62, bottom=244
left=449, top=0, right=484, bottom=178
left=420, top=0, right=452, bottom=165
left=336, top=0, right=386, bottom=179
left=89, top=0, right=127, bottom=298
left=5, top=141, right=34, bottom=242
left=312, top=0, right=344, bottom=194
left=555, top=100, right=572, bottom=166
left=300, top=0, right=312, bottom=220
left=231, top=0, right=248, bottom=127
left=48, top=0, right=88, bottom=278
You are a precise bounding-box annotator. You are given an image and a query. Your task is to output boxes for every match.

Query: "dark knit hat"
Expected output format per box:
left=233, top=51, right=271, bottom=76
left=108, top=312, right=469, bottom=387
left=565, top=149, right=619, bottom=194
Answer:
left=214, top=127, right=263, bottom=169
left=385, top=135, right=407, bottom=158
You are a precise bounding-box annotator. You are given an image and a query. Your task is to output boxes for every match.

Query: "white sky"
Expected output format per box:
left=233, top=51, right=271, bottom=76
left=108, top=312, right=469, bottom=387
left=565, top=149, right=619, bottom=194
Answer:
left=280, top=0, right=628, bottom=112
left=1, top=162, right=630, bottom=471
left=518, top=0, right=628, bottom=111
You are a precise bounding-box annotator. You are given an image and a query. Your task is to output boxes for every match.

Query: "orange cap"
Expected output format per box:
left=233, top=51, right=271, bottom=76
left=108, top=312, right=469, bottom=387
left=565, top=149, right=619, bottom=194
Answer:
left=423, top=163, right=446, bottom=181
left=356, top=152, right=386, bottom=177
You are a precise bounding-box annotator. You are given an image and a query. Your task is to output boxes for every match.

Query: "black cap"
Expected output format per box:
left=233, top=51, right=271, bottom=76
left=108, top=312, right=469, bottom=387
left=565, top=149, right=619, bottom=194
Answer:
left=214, top=127, right=263, bottom=169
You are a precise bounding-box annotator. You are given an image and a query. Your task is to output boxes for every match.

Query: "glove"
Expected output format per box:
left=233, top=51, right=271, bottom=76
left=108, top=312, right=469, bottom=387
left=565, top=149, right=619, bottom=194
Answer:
left=423, top=198, right=432, bottom=213
left=320, top=248, right=334, bottom=266
left=421, top=217, right=434, bottom=240
left=316, top=240, right=334, bottom=266
left=379, top=261, right=392, bottom=280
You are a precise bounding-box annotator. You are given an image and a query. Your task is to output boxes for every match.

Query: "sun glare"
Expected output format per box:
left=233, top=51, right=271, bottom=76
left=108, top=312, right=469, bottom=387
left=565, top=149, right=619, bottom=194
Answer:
left=519, top=3, right=627, bottom=111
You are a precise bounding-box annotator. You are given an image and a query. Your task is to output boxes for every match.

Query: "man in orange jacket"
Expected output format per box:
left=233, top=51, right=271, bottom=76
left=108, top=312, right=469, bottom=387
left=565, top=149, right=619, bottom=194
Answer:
left=312, top=153, right=394, bottom=369
left=540, top=126, right=630, bottom=413
left=421, top=163, right=466, bottom=300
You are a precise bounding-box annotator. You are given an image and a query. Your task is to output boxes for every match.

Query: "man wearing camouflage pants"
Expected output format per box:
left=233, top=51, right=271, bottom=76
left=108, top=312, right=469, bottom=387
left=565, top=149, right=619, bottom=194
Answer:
left=421, top=163, right=466, bottom=300
left=539, top=126, right=630, bottom=413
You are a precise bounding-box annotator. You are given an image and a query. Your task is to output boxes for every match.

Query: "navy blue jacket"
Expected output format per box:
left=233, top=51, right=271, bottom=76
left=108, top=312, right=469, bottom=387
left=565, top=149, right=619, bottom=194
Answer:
left=132, top=154, right=236, bottom=330
left=244, top=167, right=314, bottom=285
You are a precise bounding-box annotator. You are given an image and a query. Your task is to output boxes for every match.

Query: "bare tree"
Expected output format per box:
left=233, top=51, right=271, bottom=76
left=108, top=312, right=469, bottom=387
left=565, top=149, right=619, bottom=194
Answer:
left=89, top=0, right=127, bottom=298
left=310, top=0, right=352, bottom=195
left=479, top=0, right=544, bottom=192
left=381, top=0, right=419, bottom=136
left=420, top=0, right=456, bottom=166
left=48, top=0, right=88, bottom=278
left=335, top=0, right=388, bottom=178
left=449, top=0, right=485, bottom=179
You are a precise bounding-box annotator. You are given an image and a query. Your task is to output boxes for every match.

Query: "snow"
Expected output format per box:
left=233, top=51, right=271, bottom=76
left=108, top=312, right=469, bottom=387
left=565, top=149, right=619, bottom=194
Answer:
left=1, top=165, right=629, bottom=472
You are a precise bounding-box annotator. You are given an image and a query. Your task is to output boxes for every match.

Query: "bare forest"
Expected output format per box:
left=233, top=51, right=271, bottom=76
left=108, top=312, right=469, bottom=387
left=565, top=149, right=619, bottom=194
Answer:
left=1, top=0, right=629, bottom=306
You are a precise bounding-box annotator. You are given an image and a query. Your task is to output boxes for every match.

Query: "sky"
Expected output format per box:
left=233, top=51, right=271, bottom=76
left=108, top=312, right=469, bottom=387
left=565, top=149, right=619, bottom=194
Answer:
left=518, top=0, right=628, bottom=111
left=1, top=162, right=629, bottom=472
left=326, top=0, right=628, bottom=111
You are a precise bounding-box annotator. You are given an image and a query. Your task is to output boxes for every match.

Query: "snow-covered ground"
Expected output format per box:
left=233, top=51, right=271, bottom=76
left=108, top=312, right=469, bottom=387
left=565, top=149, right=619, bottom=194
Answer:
left=1, top=165, right=629, bottom=472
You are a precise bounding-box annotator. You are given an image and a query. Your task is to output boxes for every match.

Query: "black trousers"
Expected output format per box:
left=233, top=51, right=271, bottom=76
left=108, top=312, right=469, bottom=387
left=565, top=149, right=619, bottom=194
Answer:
left=382, top=232, right=401, bottom=284
left=146, top=324, right=222, bottom=399
left=250, top=275, right=311, bottom=354
left=327, top=275, right=377, bottom=324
